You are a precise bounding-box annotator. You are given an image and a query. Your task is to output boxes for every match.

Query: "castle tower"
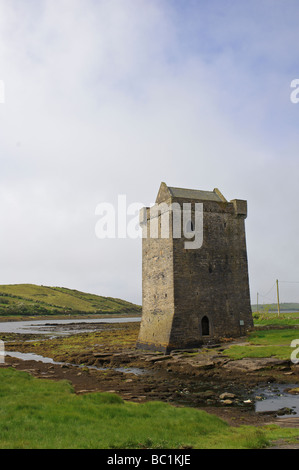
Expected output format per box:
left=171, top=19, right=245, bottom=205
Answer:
left=136, top=182, right=253, bottom=353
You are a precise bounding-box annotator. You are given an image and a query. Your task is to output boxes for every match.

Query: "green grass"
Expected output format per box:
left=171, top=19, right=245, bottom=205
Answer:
left=1, top=368, right=297, bottom=449
left=223, top=328, right=299, bottom=360
left=253, top=313, right=299, bottom=327
left=221, top=311, right=299, bottom=360
left=0, top=284, right=141, bottom=316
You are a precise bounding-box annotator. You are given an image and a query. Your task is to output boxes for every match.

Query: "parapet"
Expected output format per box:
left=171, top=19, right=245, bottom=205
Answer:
left=231, top=199, right=247, bottom=218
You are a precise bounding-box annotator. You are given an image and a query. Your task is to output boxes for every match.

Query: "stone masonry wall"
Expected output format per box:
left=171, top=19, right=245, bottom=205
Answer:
left=168, top=199, right=253, bottom=350
left=136, top=202, right=175, bottom=352
left=136, top=191, right=253, bottom=353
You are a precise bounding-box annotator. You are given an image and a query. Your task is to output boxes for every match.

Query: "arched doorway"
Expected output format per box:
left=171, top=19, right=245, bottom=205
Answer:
left=201, top=316, right=210, bottom=336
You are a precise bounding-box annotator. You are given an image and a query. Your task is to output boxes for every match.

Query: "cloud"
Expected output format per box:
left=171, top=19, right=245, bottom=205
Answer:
left=0, top=0, right=298, bottom=304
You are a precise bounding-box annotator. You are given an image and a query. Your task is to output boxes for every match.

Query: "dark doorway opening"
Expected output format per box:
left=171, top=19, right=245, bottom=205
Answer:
left=201, top=316, right=210, bottom=336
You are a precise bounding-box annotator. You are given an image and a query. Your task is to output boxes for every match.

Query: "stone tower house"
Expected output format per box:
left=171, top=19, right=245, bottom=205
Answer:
left=136, top=182, right=253, bottom=353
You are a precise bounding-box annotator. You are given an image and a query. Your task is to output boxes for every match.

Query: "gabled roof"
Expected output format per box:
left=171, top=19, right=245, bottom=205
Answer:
left=156, top=182, right=227, bottom=204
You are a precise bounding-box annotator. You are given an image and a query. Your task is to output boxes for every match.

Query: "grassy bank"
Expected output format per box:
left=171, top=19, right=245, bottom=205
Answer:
left=253, top=310, right=299, bottom=327
left=0, top=368, right=297, bottom=449
left=223, top=319, right=299, bottom=360
left=221, top=310, right=299, bottom=360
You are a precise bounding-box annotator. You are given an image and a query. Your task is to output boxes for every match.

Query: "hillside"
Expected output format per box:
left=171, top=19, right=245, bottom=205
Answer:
left=0, top=284, right=141, bottom=316
left=251, top=302, right=299, bottom=312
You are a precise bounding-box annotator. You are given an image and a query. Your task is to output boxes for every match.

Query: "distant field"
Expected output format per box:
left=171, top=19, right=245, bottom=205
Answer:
left=0, top=284, right=141, bottom=316
left=252, top=303, right=299, bottom=312
left=253, top=310, right=299, bottom=327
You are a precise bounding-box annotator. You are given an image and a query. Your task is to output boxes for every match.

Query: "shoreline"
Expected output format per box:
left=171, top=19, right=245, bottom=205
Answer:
left=1, top=320, right=299, bottom=432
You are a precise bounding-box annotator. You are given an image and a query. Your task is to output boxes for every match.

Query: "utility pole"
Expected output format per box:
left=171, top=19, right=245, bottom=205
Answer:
left=276, top=279, right=280, bottom=316
left=257, top=292, right=259, bottom=313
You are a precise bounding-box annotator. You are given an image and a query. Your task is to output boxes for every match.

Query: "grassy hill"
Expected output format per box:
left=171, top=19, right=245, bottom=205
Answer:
left=0, top=284, right=141, bottom=317
left=251, top=302, right=299, bottom=312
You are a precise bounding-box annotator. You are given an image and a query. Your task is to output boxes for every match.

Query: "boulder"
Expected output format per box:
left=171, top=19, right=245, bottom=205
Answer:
left=219, top=392, right=236, bottom=400
left=275, top=407, right=296, bottom=416
left=220, top=399, right=233, bottom=406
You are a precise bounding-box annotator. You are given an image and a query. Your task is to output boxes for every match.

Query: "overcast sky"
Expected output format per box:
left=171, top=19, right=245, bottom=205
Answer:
left=0, top=0, right=299, bottom=306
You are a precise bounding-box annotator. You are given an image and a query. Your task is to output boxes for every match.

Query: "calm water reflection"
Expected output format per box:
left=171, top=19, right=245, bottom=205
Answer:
left=0, top=317, right=140, bottom=336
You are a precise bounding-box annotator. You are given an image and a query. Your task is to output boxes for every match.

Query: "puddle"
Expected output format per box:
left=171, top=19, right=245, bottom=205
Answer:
left=6, top=351, right=146, bottom=376
left=7, top=351, right=60, bottom=364
left=255, top=384, right=299, bottom=418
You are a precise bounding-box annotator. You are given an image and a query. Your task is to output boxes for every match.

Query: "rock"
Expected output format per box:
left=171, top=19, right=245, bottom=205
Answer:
left=170, top=349, right=198, bottom=355
left=145, top=355, right=172, bottom=362
left=275, top=407, right=296, bottom=416
left=93, top=353, right=112, bottom=358
left=196, top=390, right=216, bottom=399
left=210, top=357, right=231, bottom=366
left=219, top=392, right=236, bottom=400
left=220, top=399, right=233, bottom=405
left=191, top=358, right=215, bottom=370
left=206, top=399, right=216, bottom=405
left=256, top=410, right=277, bottom=416
left=285, top=387, right=299, bottom=395
left=223, top=358, right=289, bottom=372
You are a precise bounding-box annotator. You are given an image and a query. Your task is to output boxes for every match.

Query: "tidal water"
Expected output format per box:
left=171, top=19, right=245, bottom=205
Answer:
left=0, top=317, right=140, bottom=336
left=255, top=384, right=299, bottom=418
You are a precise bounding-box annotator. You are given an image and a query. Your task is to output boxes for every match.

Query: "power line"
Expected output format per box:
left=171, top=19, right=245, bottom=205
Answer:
left=256, top=279, right=299, bottom=309
left=259, top=283, right=276, bottom=298
left=259, top=294, right=276, bottom=303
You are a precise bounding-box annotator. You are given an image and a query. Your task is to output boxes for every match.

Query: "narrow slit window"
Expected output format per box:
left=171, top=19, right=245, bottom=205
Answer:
left=201, top=316, right=210, bottom=336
